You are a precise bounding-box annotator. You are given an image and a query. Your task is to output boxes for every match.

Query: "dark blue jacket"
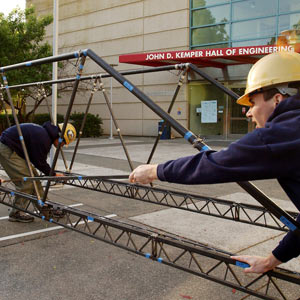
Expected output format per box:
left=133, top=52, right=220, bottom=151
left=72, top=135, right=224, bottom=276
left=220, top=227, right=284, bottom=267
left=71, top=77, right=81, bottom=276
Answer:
left=0, top=121, right=59, bottom=176
left=157, top=95, right=300, bottom=263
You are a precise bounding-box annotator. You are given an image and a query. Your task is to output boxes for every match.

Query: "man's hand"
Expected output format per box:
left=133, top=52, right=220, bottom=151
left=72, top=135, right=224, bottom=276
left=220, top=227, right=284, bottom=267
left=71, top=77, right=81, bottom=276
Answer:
left=231, top=254, right=282, bottom=274
left=129, top=164, right=158, bottom=184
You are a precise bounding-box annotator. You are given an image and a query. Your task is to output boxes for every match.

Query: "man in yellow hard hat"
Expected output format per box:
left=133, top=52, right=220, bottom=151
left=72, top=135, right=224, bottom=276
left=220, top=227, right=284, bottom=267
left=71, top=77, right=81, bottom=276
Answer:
left=129, top=51, right=300, bottom=273
left=0, top=121, right=76, bottom=222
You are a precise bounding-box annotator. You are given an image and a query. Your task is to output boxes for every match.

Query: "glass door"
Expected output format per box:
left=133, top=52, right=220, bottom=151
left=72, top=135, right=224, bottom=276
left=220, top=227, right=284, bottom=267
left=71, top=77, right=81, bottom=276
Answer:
left=227, top=87, right=255, bottom=137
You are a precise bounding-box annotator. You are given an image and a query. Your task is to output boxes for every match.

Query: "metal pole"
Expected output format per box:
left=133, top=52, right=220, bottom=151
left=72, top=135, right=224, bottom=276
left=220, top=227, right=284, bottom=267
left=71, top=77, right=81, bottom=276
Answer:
left=42, top=55, right=87, bottom=202
left=2, top=64, right=187, bottom=91
left=51, top=0, right=59, bottom=164
left=109, top=64, right=118, bottom=139
left=109, top=76, right=114, bottom=139
left=69, top=78, right=98, bottom=171
left=0, top=51, right=83, bottom=72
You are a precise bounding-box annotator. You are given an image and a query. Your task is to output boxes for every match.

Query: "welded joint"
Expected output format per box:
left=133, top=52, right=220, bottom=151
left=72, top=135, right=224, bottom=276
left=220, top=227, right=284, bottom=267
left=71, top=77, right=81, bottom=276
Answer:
left=233, top=203, right=240, bottom=220
left=150, top=233, right=163, bottom=263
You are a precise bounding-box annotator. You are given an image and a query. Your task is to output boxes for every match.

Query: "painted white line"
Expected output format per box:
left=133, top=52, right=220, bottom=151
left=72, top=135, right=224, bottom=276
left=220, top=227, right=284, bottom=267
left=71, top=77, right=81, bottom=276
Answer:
left=0, top=213, right=117, bottom=242
left=0, top=203, right=84, bottom=221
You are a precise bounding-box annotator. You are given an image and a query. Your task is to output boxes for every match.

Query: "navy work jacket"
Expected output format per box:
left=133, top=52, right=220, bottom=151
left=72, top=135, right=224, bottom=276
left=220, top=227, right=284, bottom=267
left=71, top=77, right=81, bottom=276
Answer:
left=0, top=121, right=59, bottom=176
left=157, top=95, right=300, bottom=263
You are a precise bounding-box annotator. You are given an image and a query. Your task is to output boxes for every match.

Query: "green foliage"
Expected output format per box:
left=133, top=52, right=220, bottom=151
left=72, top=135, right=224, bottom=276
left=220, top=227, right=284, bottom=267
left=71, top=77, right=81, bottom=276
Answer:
left=70, top=112, right=103, bottom=137
left=32, top=113, right=64, bottom=125
left=0, top=114, right=14, bottom=133
left=0, top=6, right=53, bottom=91
left=0, top=113, right=103, bottom=138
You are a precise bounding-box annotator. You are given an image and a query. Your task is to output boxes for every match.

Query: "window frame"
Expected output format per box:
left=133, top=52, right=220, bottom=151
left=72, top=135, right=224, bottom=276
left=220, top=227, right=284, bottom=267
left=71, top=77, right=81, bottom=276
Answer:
left=190, top=0, right=300, bottom=49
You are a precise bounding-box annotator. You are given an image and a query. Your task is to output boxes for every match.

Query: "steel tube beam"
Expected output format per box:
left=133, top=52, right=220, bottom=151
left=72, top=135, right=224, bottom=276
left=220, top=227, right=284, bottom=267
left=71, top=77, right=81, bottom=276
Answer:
left=1, top=64, right=188, bottom=91
left=42, top=55, right=87, bottom=202
left=56, top=175, right=297, bottom=232
left=0, top=50, right=87, bottom=72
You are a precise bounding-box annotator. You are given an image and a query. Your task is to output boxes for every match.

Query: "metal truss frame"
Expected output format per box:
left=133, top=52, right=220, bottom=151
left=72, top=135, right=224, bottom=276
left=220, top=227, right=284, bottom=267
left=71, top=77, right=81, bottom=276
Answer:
left=0, top=49, right=299, bottom=298
left=0, top=185, right=299, bottom=300
left=25, top=174, right=298, bottom=233
left=1, top=49, right=299, bottom=236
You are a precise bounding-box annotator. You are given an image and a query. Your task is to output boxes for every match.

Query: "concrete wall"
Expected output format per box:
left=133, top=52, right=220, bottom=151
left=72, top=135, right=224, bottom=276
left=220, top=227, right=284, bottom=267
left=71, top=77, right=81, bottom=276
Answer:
left=26, top=0, right=190, bottom=136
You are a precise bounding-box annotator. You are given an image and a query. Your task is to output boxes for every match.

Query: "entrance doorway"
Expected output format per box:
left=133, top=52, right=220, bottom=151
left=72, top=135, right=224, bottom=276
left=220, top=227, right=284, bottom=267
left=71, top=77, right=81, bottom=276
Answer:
left=188, top=83, right=254, bottom=139
left=227, top=87, right=255, bottom=137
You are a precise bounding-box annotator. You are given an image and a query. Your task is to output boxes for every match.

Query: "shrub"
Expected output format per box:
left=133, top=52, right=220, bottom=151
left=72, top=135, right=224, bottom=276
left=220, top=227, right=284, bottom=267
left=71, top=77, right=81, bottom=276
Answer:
left=70, top=112, right=103, bottom=137
left=0, top=112, right=103, bottom=138
left=0, top=114, right=14, bottom=133
left=32, top=113, right=64, bottom=125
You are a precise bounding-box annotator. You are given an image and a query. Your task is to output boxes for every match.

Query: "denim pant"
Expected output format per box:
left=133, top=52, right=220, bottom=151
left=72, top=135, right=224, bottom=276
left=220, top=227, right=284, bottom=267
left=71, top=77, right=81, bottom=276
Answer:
left=0, top=142, right=44, bottom=215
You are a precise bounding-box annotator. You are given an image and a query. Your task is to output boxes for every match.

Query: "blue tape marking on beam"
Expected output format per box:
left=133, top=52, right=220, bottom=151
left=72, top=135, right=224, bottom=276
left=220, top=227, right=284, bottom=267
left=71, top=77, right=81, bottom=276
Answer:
left=79, top=64, right=84, bottom=70
left=83, top=50, right=87, bottom=56
left=74, top=52, right=79, bottom=58
left=145, top=253, right=151, bottom=258
left=184, top=131, right=193, bottom=140
left=42, top=215, right=45, bottom=220
left=26, top=62, right=32, bottom=67
left=78, top=176, right=83, bottom=180
left=3, top=76, right=7, bottom=81
left=5, top=86, right=8, bottom=89
left=236, top=261, right=250, bottom=268
left=58, top=138, right=63, bottom=143
left=157, top=257, right=163, bottom=263
left=49, top=218, right=53, bottom=223
left=19, top=136, right=24, bottom=141
left=201, top=145, right=211, bottom=151
left=76, top=75, right=81, bottom=80
left=123, top=81, right=133, bottom=91
left=38, top=200, right=44, bottom=207
left=87, top=216, right=94, bottom=221
left=10, top=192, right=15, bottom=196
left=280, top=216, right=297, bottom=231
left=23, top=177, right=27, bottom=181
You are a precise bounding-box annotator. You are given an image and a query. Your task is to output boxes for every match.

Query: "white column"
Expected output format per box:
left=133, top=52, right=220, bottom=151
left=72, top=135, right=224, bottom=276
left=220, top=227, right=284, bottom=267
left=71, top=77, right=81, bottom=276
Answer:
left=51, top=0, right=59, bottom=163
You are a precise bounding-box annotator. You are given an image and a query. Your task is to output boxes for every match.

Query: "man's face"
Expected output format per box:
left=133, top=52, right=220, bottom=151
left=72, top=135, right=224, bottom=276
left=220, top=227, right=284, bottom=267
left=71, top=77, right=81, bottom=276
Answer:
left=246, top=93, right=279, bottom=128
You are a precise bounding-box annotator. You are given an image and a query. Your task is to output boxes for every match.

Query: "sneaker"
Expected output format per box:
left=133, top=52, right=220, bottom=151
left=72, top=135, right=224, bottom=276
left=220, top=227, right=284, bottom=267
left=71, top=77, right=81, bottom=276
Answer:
left=9, top=212, right=34, bottom=223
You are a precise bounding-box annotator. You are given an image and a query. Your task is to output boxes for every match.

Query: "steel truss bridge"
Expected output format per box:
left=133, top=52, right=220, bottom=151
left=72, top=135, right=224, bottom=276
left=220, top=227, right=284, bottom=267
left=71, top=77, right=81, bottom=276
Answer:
left=0, top=49, right=299, bottom=299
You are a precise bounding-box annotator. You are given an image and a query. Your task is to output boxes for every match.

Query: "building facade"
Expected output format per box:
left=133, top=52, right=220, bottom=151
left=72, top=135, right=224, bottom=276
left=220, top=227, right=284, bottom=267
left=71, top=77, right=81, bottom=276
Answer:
left=27, top=0, right=300, bottom=138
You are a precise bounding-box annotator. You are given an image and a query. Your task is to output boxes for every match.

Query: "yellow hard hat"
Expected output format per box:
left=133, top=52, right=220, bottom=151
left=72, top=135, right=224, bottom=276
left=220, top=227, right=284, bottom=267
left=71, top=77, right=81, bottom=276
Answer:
left=58, top=123, right=76, bottom=145
left=237, top=51, right=300, bottom=106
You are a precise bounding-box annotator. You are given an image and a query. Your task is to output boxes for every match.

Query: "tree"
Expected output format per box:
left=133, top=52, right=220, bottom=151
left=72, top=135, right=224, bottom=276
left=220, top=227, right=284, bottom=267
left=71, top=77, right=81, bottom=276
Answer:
left=0, top=6, right=53, bottom=122
left=191, top=3, right=229, bottom=47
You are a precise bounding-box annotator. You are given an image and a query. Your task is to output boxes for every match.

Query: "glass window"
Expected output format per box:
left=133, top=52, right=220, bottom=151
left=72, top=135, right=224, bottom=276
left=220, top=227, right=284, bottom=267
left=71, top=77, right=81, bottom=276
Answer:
left=192, top=24, right=230, bottom=45
left=232, top=38, right=275, bottom=47
left=192, top=5, right=230, bottom=26
left=194, top=43, right=229, bottom=49
left=279, top=0, right=300, bottom=14
left=232, top=17, right=276, bottom=41
left=278, top=13, right=300, bottom=44
left=192, top=0, right=229, bottom=9
left=278, top=13, right=300, bottom=33
left=232, top=0, right=277, bottom=21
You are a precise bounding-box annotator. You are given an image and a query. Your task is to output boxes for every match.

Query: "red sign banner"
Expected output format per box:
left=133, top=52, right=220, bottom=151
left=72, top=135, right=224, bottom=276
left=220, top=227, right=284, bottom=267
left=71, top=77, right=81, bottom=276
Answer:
left=119, top=44, right=299, bottom=67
